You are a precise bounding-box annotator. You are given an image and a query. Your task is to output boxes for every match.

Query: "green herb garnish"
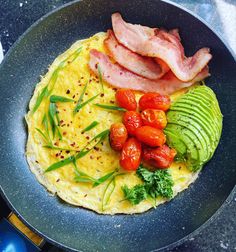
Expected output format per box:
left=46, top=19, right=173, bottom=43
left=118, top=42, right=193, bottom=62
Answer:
left=97, top=64, right=104, bottom=94
left=50, top=95, right=74, bottom=103
left=94, top=104, right=126, bottom=111
left=121, top=165, right=174, bottom=205
left=122, top=184, right=147, bottom=205
left=81, top=121, right=99, bottom=133
left=137, top=165, right=174, bottom=199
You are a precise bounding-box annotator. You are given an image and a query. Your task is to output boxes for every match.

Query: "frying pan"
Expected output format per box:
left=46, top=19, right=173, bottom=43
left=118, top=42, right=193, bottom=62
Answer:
left=0, top=0, right=235, bottom=251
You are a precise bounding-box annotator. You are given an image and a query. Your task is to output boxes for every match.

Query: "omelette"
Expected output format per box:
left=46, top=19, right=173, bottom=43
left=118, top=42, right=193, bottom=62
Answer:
left=25, top=32, right=221, bottom=214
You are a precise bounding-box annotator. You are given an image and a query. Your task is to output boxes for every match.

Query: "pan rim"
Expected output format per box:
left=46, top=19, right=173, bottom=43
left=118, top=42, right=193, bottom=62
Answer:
left=0, top=0, right=235, bottom=251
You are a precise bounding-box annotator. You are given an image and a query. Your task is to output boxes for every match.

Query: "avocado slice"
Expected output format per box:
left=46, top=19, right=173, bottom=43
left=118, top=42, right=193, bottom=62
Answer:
left=165, top=85, right=222, bottom=172
left=167, top=111, right=211, bottom=162
left=165, top=124, right=201, bottom=171
left=171, top=102, right=221, bottom=138
left=169, top=107, right=217, bottom=146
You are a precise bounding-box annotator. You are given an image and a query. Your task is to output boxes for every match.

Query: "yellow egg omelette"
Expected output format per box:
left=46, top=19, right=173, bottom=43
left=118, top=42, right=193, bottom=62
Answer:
left=25, top=32, right=200, bottom=215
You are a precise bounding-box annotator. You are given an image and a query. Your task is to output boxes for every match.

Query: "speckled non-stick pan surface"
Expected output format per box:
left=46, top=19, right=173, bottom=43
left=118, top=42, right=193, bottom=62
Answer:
left=0, top=0, right=235, bottom=251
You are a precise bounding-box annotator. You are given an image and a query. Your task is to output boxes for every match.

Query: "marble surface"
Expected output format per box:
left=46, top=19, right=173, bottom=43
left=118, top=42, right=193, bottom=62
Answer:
left=0, top=0, right=235, bottom=251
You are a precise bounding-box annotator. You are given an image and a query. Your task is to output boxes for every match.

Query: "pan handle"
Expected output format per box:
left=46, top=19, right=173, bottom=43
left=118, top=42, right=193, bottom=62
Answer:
left=0, top=213, right=44, bottom=251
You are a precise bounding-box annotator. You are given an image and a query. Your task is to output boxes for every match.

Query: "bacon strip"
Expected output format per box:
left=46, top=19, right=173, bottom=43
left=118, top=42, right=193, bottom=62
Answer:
left=89, top=50, right=209, bottom=95
left=155, top=29, right=185, bottom=59
left=104, top=30, right=164, bottom=80
left=112, top=13, right=212, bottom=82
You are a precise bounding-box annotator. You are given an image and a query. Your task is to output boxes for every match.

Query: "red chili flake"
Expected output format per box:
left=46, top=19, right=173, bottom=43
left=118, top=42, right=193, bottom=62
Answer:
left=95, top=63, right=98, bottom=69
left=54, top=142, right=59, bottom=146
left=112, top=88, right=117, bottom=91
left=56, top=153, right=60, bottom=157
left=56, top=178, right=60, bottom=182
left=78, top=84, right=82, bottom=86
left=100, top=93, right=104, bottom=97
left=94, top=147, right=99, bottom=151
left=72, top=95, right=75, bottom=99
left=110, top=100, right=115, bottom=104
left=66, top=150, right=70, bottom=154
left=67, top=124, right=70, bottom=127
left=63, top=132, right=67, bottom=136
left=61, top=156, right=65, bottom=159
left=86, top=147, right=90, bottom=151
left=86, top=136, right=90, bottom=140
left=63, top=109, right=67, bottom=111
left=85, top=92, right=88, bottom=95
left=66, top=89, right=70, bottom=94
left=90, top=155, right=94, bottom=159
left=60, top=120, right=64, bottom=124
left=70, top=142, right=76, bottom=147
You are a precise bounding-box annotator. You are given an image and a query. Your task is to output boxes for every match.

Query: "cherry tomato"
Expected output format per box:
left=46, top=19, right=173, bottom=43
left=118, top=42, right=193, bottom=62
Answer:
left=135, top=126, right=166, bottom=147
left=141, top=109, right=167, bottom=129
left=139, top=93, right=171, bottom=111
left=116, top=89, right=137, bottom=111
left=120, top=138, right=142, bottom=171
left=109, top=123, right=128, bottom=151
left=143, top=145, right=176, bottom=169
left=123, top=111, right=142, bottom=135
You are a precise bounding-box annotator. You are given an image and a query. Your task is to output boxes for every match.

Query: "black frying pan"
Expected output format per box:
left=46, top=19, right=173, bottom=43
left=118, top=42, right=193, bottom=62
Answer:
left=0, top=0, right=235, bottom=251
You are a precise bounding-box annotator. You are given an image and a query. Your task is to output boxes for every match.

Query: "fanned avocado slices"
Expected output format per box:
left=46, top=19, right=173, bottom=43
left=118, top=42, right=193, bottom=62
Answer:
left=165, top=85, right=223, bottom=172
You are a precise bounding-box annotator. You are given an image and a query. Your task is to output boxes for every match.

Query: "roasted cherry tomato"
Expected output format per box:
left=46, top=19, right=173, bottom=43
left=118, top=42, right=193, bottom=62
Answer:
left=120, top=138, right=142, bottom=171
left=141, top=109, right=167, bottom=129
left=139, top=93, right=171, bottom=111
left=115, top=89, right=137, bottom=111
left=109, top=123, right=128, bottom=151
left=143, top=145, right=177, bottom=169
left=135, top=126, right=166, bottom=147
left=123, top=111, right=142, bottom=135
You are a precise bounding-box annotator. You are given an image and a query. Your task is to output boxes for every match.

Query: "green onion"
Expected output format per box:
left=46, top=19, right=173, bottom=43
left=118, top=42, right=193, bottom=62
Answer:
left=32, top=86, right=48, bottom=113
left=48, top=102, right=62, bottom=140
left=45, top=156, right=75, bottom=172
left=74, top=94, right=99, bottom=114
left=35, top=128, right=48, bottom=142
left=81, top=121, right=99, bottom=133
left=45, top=129, right=109, bottom=172
left=32, top=47, right=82, bottom=113
left=93, top=168, right=118, bottom=187
left=43, top=145, right=79, bottom=152
left=101, top=177, right=116, bottom=211
left=42, top=114, right=51, bottom=144
left=94, top=103, right=126, bottom=111
left=97, top=64, right=104, bottom=93
left=50, top=95, right=74, bottom=103
left=73, top=82, right=88, bottom=114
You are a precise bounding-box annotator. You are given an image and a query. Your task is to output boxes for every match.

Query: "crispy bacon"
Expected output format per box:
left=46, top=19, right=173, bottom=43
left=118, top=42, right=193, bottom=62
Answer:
left=89, top=49, right=209, bottom=95
left=112, top=13, right=212, bottom=82
left=104, top=30, right=164, bottom=80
